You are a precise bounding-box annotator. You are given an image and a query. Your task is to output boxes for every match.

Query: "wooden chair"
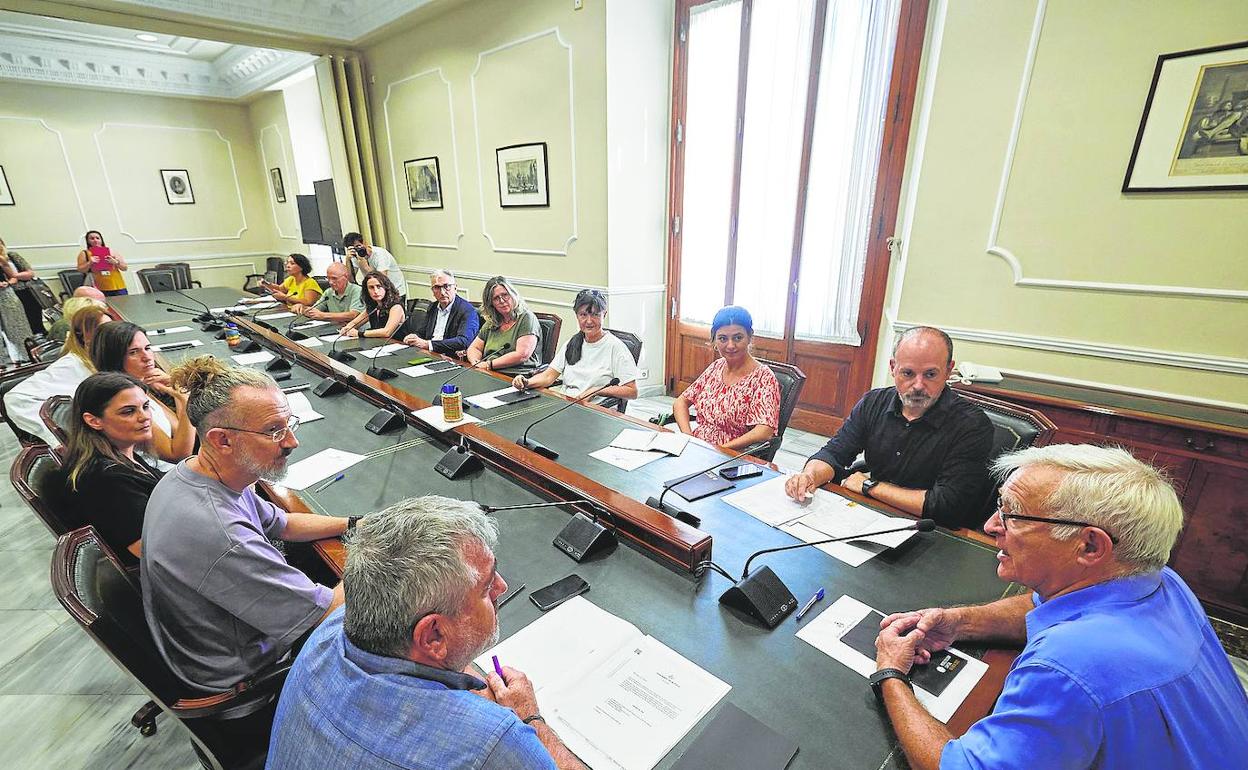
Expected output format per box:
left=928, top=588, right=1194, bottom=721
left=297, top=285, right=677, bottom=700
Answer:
left=0, top=360, right=53, bottom=446
left=52, top=526, right=290, bottom=767
left=10, top=443, right=68, bottom=535
left=39, top=394, right=72, bottom=447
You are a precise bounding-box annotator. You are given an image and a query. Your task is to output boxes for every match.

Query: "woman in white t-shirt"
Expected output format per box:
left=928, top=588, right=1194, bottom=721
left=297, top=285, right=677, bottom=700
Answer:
left=511, top=289, right=640, bottom=404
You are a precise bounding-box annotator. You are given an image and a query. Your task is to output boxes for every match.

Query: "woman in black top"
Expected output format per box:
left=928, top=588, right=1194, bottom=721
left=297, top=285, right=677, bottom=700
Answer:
left=44, top=372, right=164, bottom=567
left=341, top=271, right=408, bottom=340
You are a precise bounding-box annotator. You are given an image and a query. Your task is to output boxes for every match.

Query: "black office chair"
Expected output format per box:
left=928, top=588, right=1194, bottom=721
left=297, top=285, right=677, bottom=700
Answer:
left=406, top=298, right=432, bottom=335
left=10, top=443, right=68, bottom=536
left=312, top=275, right=331, bottom=292
left=39, top=394, right=72, bottom=447
left=0, top=360, right=53, bottom=446
left=601, top=328, right=643, bottom=413
left=53, top=526, right=290, bottom=768
left=958, top=390, right=1057, bottom=523
left=136, top=268, right=178, bottom=293
left=533, top=312, right=562, bottom=366
left=244, top=257, right=285, bottom=295
left=155, top=262, right=202, bottom=290
left=57, top=269, right=87, bottom=301
left=29, top=339, right=63, bottom=363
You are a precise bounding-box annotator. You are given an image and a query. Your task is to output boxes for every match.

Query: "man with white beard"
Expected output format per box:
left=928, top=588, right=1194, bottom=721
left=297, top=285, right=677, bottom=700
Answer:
left=267, top=497, right=587, bottom=770
left=140, top=357, right=349, bottom=760
left=785, top=326, right=994, bottom=528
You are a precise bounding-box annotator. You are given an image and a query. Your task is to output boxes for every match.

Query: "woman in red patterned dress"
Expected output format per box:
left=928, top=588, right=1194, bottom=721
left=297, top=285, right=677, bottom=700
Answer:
left=673, top=305, right=780, bottom=451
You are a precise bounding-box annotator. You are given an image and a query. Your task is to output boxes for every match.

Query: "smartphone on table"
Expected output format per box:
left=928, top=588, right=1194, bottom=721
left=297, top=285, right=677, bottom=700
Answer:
left=529, top=574, right=590, bottom=611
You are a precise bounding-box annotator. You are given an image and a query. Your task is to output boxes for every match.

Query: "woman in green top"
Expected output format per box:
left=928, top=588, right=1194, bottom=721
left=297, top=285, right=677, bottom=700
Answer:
left=465, top=275, right=542, bottom=374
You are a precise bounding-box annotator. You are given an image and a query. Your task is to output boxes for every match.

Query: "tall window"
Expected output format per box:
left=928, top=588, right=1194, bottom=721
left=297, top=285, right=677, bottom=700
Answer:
left=676, top=0, right=902, bottom=344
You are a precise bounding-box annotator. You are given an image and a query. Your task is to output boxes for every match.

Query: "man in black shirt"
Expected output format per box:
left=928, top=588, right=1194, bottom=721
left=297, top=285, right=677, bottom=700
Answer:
left=785, top=326, right=993, bottom=528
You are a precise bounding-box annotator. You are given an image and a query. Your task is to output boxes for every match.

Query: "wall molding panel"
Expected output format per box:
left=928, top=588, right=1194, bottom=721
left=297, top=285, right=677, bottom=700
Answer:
left=93, top=122, right=249, bottom=244
left=400, top=265, right=663, bottom=299
left=40, top=251, right=273, bottom=271
left=470, top=28, right=579, bottom=257
left=985, top=0, right=1247, bottom=302
left=892, top=319, right=1248, bottom=376
left=0, top=116, right=90, bottom=249
left=259, top=124, right=298, bottom=240
left=382, top=67, right=465, bottom=250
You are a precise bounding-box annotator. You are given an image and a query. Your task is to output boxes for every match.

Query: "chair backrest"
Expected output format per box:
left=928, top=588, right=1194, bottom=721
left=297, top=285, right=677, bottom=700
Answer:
left=756, top=359, right=808, bottom=462
left=57, top=269, right=87, bottom=299
left=605, top=328, right=643, bottom=364
left=956, top=390, right=1057, bottom=461
left=137, top=268, right=178, bottom=293
left=40, top=394, right=72, bottom=446
left=29, top=339, right=63, bottom=363
left=313, top=275, right=330, bottom=292
left=10, top=443, right=68, bottom=535
left=267, top=256, right=286, bottom=283
left=155, top=262, right=197, bottom=290
left=533, top=312, right=562, bottom=366
left=406, top=297, right=432, bottom=334
left=0, top=360, right=53, bottom=446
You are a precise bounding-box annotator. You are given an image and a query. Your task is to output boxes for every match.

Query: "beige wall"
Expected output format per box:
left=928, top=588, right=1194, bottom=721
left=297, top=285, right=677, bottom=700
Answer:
left=888, top=0, right=1248, bottom=408
left=249, top=89, right=304, bottom=253
left=0, top=82, right=288, bottom=293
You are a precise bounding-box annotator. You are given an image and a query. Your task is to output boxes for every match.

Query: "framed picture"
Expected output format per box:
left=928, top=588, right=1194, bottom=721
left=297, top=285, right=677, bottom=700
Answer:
left=270, top=167, right=287, bottom=203
left=495, top=142, right=549, bottom=208
left=1123, top=40, right=1248, bottom=192
left=403, top=156, right=443, bottom=210
left=0, top=165, right=13, bottom=206
left=161, top=168, right=195, bottom=204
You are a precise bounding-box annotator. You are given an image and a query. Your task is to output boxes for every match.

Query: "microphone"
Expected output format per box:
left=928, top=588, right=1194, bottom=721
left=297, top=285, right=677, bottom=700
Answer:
left=345, top=374, right=407, bottom=434
left=481, top=499, right=594, bottom=513
left=174, top=290, right=215, bottom=324
left=326, top=329, right=356, bottom=363
left=480, top=499, right=619, bottom=563
left=517, top=378, right=620, bottom=460
left=284, top=314, right=310, bottom=341
left=156, top=299, right=208, bottom=316
left=715, top=519, right=937, bottom=629
left=431, top=343, right=511, bottom=406
left=646, top=439, right=775, bottom=522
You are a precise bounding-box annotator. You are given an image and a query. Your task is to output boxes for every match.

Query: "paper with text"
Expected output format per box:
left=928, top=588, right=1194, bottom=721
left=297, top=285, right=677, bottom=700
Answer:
left=410, top=405, right=481, bottom=432
left=280, top=447, right=367, bottom=491
left=357, top=343, right=408, bottom=360
left=285, top=392, right=323, bottom=424
left=589, top=446, right=668, bottom=471
left=231, top=351, right=275, bottom=366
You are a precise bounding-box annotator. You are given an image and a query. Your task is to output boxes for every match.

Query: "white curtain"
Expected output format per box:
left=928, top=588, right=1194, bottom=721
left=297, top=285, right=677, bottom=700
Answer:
left=794, top=0, right=901, bottom=344
left=678, top=0, right=743, bottom=325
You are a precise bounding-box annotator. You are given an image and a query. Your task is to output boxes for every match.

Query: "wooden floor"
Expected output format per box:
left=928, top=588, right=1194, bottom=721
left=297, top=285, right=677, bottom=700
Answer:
left=3, top=396, right=1244, bottom=768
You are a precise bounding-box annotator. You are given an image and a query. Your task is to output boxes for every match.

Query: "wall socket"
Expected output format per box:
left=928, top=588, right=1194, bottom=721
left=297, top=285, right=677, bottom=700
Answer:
left=574, top=0, right=583, bottom=9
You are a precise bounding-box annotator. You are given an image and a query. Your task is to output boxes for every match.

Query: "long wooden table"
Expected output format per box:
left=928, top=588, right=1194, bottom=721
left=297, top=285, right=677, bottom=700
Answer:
left=112, top=288, right=1019, bottom=768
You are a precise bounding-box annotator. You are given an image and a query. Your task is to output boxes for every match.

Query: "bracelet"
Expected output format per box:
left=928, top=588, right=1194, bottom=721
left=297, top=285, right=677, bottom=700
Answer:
left=346, top=516, right=362, bottom=531
left=522, top=714, right=545, bottom=725
left=487, top=359, right=493, bottom=371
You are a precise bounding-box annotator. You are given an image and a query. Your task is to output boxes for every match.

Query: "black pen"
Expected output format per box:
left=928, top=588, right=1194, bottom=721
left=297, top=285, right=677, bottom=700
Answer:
left=497, top=583, right=526, bottom=609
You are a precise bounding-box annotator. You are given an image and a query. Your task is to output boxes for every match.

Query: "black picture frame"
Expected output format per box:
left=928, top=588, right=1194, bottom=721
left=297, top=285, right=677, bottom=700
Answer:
left=270, top=167, right=287, bottom=203
left=403, top=156, right=444, bottom=210
left=160, top=168, right=195, bottom=205
left=495, top=142, right=550, bottom=208
left=1123, top=39, right=1248, bottom=193
left=0, top=165, right=13, bottom=206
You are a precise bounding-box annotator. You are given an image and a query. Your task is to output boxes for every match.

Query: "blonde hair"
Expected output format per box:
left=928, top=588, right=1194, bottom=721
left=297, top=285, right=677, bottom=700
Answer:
left=992, top=444, right=1183, bottom=573
left=170, top=356, right=276, bottom=435
left=62, top=304, right=108, bottom=367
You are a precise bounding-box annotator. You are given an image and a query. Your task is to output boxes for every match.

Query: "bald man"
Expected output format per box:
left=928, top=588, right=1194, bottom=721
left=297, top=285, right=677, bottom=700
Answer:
left=786, top=326, right=993, bottom=528
left=294, top=262, right=364, bottom=324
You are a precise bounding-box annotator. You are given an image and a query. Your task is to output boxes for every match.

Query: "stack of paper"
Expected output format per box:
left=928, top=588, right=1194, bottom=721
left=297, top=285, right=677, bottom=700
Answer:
left=357, top=343, right=408, bottom=359
left=151, top=339, right=204, bottom=352
left=279, top=447, right=368, bottom=491
left=477, top=597, right=730, bottom=770
left=231, top=351, right=275, bottom=366
left=410, top=405, right=481, bottom=432
left=398, top=360, right=460, bottom=378
left=147, top=326, right=192, bottom=337
left=610, top=429, right=690, bottom=456
left=286, top=392, right=324, bottom=424
left=256, top=310, right=295, bottom=321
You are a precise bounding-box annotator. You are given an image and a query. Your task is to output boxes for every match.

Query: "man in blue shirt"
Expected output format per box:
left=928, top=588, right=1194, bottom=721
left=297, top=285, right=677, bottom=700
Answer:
left=267, top=496, right=586, bottom=770
left=870, top=444, right=1248, bottom=770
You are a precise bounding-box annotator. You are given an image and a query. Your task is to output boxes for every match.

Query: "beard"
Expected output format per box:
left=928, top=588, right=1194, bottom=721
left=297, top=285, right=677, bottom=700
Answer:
left=900, top=390, right=934, bottom=411
left=448, top=620, right=500, bottom=673
left=237, top=443, right=293, bottom=483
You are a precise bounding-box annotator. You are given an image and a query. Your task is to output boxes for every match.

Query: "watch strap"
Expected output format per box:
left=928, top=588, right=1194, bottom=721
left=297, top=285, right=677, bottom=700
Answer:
left=861, top=478, right=878, bottom=498
left=869, top=667, right=912, bottom=693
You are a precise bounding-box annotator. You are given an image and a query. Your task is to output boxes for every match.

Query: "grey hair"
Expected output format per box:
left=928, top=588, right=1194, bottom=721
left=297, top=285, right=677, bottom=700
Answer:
left=342, top=496, right=499, bottom=658
left=893, top=326, right=954, bottom=365
left=430, top=268, right=455, bottom=283
left=169, top=356, right=278, bottom=436
left=992, top=444, right=1183, bottom=574
left=480, top=275, right=527, bottom=329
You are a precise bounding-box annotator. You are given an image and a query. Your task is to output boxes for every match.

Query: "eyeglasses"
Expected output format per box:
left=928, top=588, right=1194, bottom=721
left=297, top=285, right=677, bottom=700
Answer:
left=994, top=508, right=1118, bottom=544
left=218, top=414, right=301, bottom=443
left=431, top=283, right=455, bottom=293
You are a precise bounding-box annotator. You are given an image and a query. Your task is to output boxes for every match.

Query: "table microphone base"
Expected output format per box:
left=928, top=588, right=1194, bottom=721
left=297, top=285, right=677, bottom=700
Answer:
left=265, top=358, right=291, bottom=372
left=286, top=330, right=309, bottom=341
left=434, top=445, right=481, bottom=480
left=313, top=376, right=348, bottom=397
left=644, top=496, right=701, bottom=527
left=553, top=513, right=615, bottom=562
left=233, top=338, right=261, bottom=353
left=365, top=366, right=398, bottom=381
left=517, top=436, right=558, bottom=460
left=327, top=350, right=356, bottom=363
left=364, top=408, right=404, bottom=434
left=718, top=566, right=799, bottom=629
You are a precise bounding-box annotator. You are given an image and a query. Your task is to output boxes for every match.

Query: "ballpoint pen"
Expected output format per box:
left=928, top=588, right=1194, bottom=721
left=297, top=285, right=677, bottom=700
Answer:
left=497, top=583, right=526, bottom=609
left=314, top=472, right=345, bottom=493
left=795, top=587, right=825, bottom=622
left=492, top=655, right=505, bottom=678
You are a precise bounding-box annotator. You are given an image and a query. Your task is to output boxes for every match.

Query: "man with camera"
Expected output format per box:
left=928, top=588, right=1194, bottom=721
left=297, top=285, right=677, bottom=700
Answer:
left=343, top=231, right=406, bottom=301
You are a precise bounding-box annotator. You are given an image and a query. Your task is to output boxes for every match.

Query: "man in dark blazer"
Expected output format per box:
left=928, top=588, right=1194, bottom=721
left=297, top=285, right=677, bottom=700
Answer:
left=402, top=269, right=480, bottom=355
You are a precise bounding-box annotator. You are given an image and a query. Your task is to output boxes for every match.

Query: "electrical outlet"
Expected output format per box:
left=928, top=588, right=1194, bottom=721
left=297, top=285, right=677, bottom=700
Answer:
left=574, top=0, right=583, bottom=9
left=640, top=369, right=649, bottom=379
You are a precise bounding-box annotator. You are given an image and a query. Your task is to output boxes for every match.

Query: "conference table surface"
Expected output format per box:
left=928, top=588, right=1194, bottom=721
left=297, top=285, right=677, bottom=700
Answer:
left=112, top=288, right=1019, bottom=770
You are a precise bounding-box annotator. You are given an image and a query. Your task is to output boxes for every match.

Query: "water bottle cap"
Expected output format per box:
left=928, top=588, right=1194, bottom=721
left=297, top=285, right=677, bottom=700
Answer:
left=441, top=383, right=457, bottom=394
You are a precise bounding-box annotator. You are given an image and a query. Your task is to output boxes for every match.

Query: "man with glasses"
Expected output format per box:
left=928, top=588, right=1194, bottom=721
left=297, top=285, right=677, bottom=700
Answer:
left=295, top=261, right=364, bottom=324
left=869, top=444, right=1248, bottom=770
left=402, top=269, right=479, bottom=354
left=141, top=359, right=353, bottom=760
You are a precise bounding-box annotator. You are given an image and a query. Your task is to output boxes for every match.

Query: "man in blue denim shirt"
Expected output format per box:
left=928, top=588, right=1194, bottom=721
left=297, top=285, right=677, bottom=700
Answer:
left=267, top=497, right=585, bottom=769
left=870, top=444, right=1248, bottom=770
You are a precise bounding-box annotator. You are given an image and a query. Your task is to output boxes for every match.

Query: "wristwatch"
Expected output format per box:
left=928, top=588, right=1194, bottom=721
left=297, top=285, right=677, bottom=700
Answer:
left=347, top=516, right=363, bottom=531
left=861, top=478, right=879, bottom=498
left=869, top=667, right=912, bottom=695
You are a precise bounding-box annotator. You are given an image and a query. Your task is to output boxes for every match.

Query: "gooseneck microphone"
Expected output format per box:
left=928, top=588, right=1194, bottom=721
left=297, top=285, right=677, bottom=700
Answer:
left=173, top=290, right=216, bottom=324
left=710, top=518, right=937, bottom=629
left=480, top=499, right=594, bottom=513
left=480, top=498, right=619, bottom=563
left=326, top=328, right=356, bottom=363
left=156, top=299, right=208, bottom=317
left=284, top=314, right=310, bottom=341
left=646, top=438, right=775, bottom=522
left=432, top=343, right=511, bottom=405
left=516, top=378, right=620, bottom=460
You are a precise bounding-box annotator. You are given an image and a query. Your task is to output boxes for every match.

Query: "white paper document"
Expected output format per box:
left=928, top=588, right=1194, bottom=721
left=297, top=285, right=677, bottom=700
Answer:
left=256, top=311, right=295, bottom=320
left=796, top=595, right=987, bottom=723
left=285, top=392, right=324, bottom=424
left=292, top=320, right=332, bottom=330
left=721, top=474, right=820, bottom=527
left=476, top=597, right=730, bottom=770
left=398, top=361, right=460, bottom=378
left=410, top=405, right=481, bottom=432
left=148, top=326, right=192, bottom=336
left=466, top=386, right=522, bottom=409
left=231, top=351, right=275, bottom=365
left=151, top=339, right=204, bottom=352
left=609, top=429, right=689, bottom=456
left=295, top=337, right=324, bottom=348
left=318, top=333, right=345, bottom=342
left=280, top=447, right=368, bottom=491
left=357, top=343, right=408, bottom=359
left=589, top=446, right=668, bottom=471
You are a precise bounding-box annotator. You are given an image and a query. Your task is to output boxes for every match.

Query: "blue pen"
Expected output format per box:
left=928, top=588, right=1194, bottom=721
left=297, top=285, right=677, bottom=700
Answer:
left=795, top=588, right=825, bottom=621
left=314, top=473, right=345, bottom=493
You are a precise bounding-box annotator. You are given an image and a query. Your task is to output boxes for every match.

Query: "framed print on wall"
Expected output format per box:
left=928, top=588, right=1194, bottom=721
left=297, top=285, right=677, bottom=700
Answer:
left=161, top=168, right=195, bottom=204
left=495, top=142, right=549, bottom=208
left=0, top=165, right=13, bottom=206
left=1123, top=39, right=1248, bottom=192
left=270, top=167, right=287, bottom=203
left=404, top=156, right=443, bottom=210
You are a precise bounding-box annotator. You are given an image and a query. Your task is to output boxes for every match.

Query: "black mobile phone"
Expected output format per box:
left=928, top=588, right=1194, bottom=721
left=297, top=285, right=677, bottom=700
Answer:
left=720, top=463, right=763, bottom=480
left=529, top=574, right=589, bottom=611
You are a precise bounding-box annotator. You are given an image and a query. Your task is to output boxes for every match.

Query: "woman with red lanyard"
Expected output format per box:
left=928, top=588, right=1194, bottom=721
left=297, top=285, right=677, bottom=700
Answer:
left=75, top=230, right=129, bottom=296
